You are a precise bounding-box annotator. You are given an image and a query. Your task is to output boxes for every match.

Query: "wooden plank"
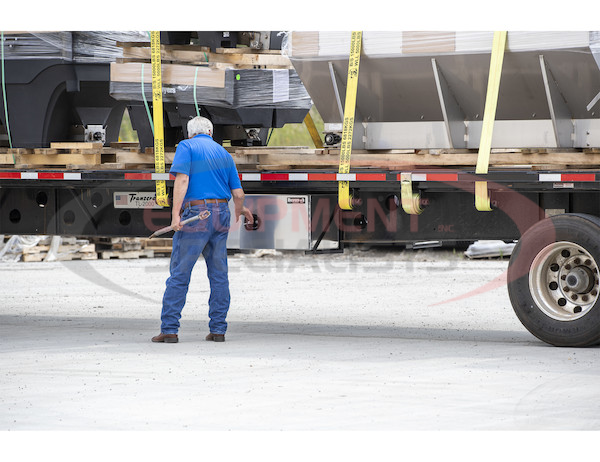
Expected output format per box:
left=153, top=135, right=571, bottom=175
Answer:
left=110, top=142, right=141, bottom=149
left=15, top=153, right=102, bottom=167
left=230, top=148, right=600, bottom=169
left=22, top=252, right=98, bottom=262
left=0, top=153, right=14, bottom=165
left=115, top=151, right=175, bottom=164
left=110, top=62, right=226, bottom=88
left=120, top=45, right=292, bottom=67
left=215, top=48, right=282, bottom=55
left=98, top=249, right=155, bottom=260
left=22, top=243, right=96, bottom=254
left=50, top=142, right=103, bottom=150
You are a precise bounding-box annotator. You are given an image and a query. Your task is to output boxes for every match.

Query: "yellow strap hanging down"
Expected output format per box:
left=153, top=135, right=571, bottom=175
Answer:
left=475, top=31, right=507, bottom=211
left=150, top=31, right=169, bottom=208
left=338, top=31, right=362, bottom=210
left=303, top=111, right=323, bottom=149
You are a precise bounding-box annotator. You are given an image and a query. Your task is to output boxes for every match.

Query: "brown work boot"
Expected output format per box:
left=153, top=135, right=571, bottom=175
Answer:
left=152, top=332, right=178, bottom=343
left=205, top=333, right=225, bottom=342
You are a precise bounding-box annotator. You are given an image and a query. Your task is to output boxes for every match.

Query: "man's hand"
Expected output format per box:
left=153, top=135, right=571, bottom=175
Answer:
left=171, top=214, right=182, bottom=232
left=231, top=188, right=251, bottom=224
left=237, top=206, right=253, bottom=224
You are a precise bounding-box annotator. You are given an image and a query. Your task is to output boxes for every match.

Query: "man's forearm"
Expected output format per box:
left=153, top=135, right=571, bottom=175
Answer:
left=172, top=174, right=189, bottom=217
left=232, top=188, right=245, bottom=213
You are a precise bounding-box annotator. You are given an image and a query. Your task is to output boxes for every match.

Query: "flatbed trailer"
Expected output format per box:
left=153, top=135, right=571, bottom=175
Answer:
left=2, top=153, right=600, bottom=347
left=4, top=30, right=600, bottom=347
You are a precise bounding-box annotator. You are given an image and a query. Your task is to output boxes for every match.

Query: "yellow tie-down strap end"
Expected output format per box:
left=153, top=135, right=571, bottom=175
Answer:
left=400, top=173, right=423, bottom=215
left=337, top=31, right=362, bottom=211
left=150, top=31, right=170, bottom=208
left=475, top=31, right=507, bottom=212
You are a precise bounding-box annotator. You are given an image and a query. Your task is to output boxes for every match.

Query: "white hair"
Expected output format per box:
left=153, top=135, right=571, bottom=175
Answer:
left=187, top=116, right=213, bottom=138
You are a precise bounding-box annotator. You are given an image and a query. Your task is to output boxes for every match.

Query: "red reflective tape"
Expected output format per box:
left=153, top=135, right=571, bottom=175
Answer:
left=427, top=173, right=458, bottom=182
left=37, top=172, right=64, bottom=180
left=0, top=172, right=21, bottom=179
left=125, top=173, right=153, bottom=180
left=356, top=173, right=387, bottom=181
left=261, top=173, right=289, bottom=181
left=561, top=174, right=596, bottom=182
left=308, top=173, right=337, bottom=181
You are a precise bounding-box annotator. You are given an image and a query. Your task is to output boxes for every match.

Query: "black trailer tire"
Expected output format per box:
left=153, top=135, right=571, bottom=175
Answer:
left=507, top=214, right=600, bottom=347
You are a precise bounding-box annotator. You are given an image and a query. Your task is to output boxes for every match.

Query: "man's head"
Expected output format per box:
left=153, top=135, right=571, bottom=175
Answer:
left=187, top=116, right=213, bottom=138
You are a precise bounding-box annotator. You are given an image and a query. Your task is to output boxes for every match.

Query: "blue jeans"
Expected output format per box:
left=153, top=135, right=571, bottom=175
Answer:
left=160, top=203, right=231, bottom=335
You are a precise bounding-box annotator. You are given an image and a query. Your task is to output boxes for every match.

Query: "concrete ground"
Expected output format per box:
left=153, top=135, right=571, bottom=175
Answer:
left=1, top=248, right=600, bottom=432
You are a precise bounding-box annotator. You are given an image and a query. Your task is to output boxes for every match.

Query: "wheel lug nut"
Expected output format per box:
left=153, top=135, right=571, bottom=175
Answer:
left=574, top=258, right=581, bottom=265
left=571, top=295, right=578, bottom=301
left=565, top=264, right=572, bottom=270
left=585, top=259, right=592, bottom=266
left=582, top=295, right=589, bottom=302
left=563, top=286, right=570, bottom=292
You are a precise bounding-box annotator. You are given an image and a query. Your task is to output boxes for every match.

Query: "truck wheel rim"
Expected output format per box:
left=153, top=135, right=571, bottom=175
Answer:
left=529, top=241, right=600, bottom=321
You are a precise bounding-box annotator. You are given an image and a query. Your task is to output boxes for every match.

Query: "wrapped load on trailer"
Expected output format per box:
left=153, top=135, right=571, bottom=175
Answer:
left=0, top=32, right=149, bottom=149
left=284, top=31, right=600, bottom=150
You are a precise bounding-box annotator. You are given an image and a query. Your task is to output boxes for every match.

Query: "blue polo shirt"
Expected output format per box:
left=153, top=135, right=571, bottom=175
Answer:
left=170, top=134, right=242, bottom=202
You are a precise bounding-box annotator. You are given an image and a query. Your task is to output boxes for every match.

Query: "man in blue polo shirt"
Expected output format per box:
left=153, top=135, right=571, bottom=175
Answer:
left=152, top=116, right=253, bottom=343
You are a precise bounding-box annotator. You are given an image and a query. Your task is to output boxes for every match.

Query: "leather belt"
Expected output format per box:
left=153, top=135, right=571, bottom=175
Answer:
left=185, top=199, right=227, bottom=208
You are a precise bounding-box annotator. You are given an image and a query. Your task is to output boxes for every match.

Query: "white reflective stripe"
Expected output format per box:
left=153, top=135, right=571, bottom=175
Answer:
left=64, top=173, right=82, bottom=180
left=412, top=173, right=427, bottom=181
left=539, top=173, right=562, bottom=182
left=21, top=172, right=38, bottom=179
left=242, top=173, right=261, bottom=181
left=151, top=173, right=171, bottom=180
left=288, top=173, right=309, bottom=181
left=336, top=173, right=356, bottom=181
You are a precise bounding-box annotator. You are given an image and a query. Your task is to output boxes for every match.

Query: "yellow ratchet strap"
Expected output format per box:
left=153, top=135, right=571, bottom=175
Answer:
left=338, top=31, right=362, bottom=210
left=150, top=31, right=169, bottom=208
left=475, top=31, right=507, bottom=212
left=304, top=111, right=323, bottom=148
left=400, top=173, right=423, bottom=215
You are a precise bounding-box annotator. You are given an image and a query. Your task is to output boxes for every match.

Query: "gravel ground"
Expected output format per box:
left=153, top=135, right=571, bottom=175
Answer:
left=1, top=248, right=599, bottom=435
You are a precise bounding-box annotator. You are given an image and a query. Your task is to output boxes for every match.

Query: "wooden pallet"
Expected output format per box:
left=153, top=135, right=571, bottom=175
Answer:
left=21, top=242, right=97, bottom=262
left=143, top=237, right=173, bottom=257
left=116, top=42, right=293, bottom=69
left=98, top=249, right=155, bottom=260
left=92, top=237, right=143, bottom=252
left=4, top=144, right=600, bottom=171
left=22, top=252, right=98, bottom=262
left=23, top=243, right=96, bottom=254
left=5, top=142, right=115, bottom=169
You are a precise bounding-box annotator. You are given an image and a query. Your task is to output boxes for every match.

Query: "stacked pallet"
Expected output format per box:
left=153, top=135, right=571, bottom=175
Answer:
left=142, top=238, right=173, bottom=257
left=20, top=237, right=97, bottom=262
left=91, top=237, right=154, bottom=260
left=0, top=142, right=175, bottom=169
